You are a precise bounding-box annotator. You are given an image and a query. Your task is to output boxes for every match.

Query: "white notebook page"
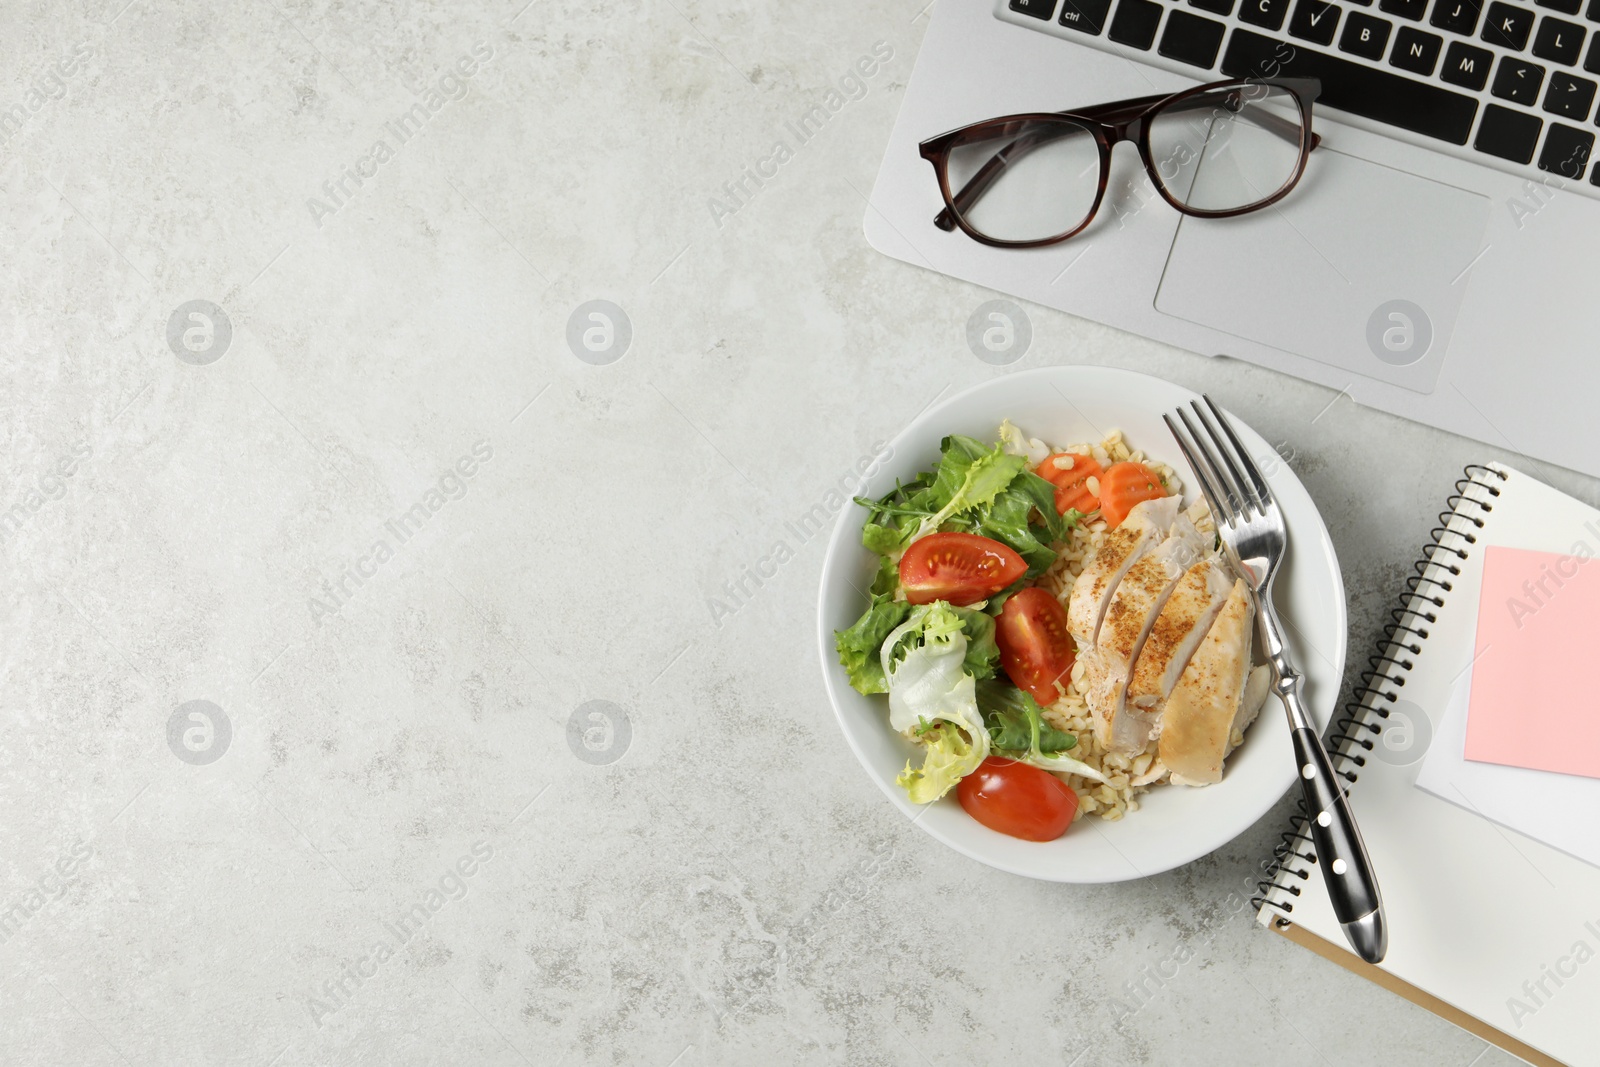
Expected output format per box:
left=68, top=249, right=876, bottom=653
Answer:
left=1258, top=465, right=1600, bottom=1067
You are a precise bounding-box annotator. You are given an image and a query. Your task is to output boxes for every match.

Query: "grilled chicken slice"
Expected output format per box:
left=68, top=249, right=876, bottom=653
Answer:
left=1085, top=514, right=1209, bottom=755
left=1160, top=580, right=1269, bottom=785
left=1234, top=666, right=1272, bottom=749
left=1125, top=558, right=1235, bottom=713
left=1065, top=495, right=1179, bottom=646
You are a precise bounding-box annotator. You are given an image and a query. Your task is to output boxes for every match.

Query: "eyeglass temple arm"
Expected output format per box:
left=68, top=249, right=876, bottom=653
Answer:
left=1071, top=84, right=1318, bottom=149
left=1127, top=92, right=1319, bottom=150
left=933, top=89, right=1318, bottom=232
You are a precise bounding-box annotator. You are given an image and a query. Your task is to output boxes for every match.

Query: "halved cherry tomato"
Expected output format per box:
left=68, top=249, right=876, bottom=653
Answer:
left=995, top=586, right=1076, bottom=706
left=1034, top=452, right=1103, bottom=516
left=1099, top=461, right=1167, bottom=529
left=899, top=532, right=1027, bottom=606
left=957, top=757, right=1078, bottom=841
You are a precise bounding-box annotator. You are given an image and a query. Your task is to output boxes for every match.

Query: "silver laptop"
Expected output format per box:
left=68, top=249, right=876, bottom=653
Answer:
left=867, top=0, right=1600, bottom=476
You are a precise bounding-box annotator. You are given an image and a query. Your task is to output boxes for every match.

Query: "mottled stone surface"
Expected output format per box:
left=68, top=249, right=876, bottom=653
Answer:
left=0, top=1, right=1580, bottom=1064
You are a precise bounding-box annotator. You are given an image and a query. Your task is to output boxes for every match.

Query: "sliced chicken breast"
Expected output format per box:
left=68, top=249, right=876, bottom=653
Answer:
left=1086, top=515, right=1209, bottom=755
left=1125, top=558, right=1235, bottom=712
left=1231, top=666, right=1273, bottom=753
left=1065, top=495, right=1179, bottom=646
left=1160, top=579, right=1261, bottom=785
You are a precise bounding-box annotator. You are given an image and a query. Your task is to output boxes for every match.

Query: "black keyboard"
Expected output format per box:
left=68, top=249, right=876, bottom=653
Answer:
left=999, top=0, right=1600, bottom=186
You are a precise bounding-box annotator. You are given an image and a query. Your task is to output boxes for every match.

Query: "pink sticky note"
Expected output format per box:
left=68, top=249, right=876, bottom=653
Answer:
left=1464, top=545, right=1600, bottom=779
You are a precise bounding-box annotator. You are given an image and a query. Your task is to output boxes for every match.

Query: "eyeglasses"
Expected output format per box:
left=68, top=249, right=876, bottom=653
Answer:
left=919, top=77, right=1322, bottom=248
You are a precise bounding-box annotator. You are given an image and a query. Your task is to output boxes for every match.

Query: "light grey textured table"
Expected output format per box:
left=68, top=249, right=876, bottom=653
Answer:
left=4, top=2, right=1590, bottom=1064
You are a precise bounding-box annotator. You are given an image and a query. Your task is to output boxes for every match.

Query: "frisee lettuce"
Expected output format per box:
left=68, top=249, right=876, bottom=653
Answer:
left=880, top=602, right=991, bottom=802
left=895, top=723, right=983, bottom=804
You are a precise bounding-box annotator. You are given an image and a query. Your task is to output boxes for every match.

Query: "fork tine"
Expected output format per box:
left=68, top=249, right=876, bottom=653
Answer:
left=1203, top=395, right=1275, bottom=510
left=1177, top=406, right=1243, bottom=521
left=1191, top=401, right=1260, bottom=516
left=1164, top=412, right=1235, bottom=526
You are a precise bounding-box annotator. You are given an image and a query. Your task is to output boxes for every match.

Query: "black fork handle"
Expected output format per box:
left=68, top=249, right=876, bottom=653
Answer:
left=1262, top=599, right=1387, bottom=963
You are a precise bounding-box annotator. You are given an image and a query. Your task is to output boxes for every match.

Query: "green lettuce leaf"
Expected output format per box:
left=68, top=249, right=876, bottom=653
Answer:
left=850, top=434, right=1068, bottom=569
left=975, top=469, right=1075, bottom=577
left=949, top=604, right=999, bottom=681
left=975, top=679, right=1107, bottom=783
left=834, top=595, right=912, bottom=695
left=851, top=472, right=939, bottom=555
left=869, top=553, right=899, bottom=597
left=976, top=487, right=1056, bottom=576
left=926, top=435, right=992, bottom=505
left=916, top=438, right=1029, bottom=539
left=976, top=679, right=1076, bottom=754
left=861, top=522, right=903, bottom=556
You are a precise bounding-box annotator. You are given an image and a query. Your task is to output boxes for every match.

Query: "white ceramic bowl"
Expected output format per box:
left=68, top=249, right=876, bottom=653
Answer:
left=816, top=366, right=1347, bottom=882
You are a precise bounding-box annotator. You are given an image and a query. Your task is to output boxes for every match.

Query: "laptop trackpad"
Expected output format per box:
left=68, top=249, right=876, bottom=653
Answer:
left=1154, top=148, right=1490, bottom=394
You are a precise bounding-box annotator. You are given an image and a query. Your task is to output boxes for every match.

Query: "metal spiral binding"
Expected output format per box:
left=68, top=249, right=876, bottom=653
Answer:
left=1253, top=464, right=1507, bottom=920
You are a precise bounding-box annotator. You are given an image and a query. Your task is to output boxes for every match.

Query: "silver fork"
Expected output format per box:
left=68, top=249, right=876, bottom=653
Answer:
left=1165, top=396, right=1387, bottom=965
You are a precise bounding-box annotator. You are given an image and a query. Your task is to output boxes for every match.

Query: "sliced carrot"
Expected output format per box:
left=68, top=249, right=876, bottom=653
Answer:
left=1099, top=461, right=1167, bottom=529
left=1033, top=452, right=1103, bottom=516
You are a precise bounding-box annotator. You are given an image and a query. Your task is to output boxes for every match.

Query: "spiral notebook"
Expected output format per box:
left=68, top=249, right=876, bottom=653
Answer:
left=1254, top=464, right=1600, bottom=1067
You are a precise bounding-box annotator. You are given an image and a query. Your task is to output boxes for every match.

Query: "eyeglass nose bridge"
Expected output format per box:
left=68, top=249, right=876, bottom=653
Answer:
left=1104, top=117, right=1144, bottom=148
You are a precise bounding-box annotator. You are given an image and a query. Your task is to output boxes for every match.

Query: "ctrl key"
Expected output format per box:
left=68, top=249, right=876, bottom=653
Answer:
left=1060, top=0, right=1115, bottom=33
left=1474, top=104, right=1543, bottom=164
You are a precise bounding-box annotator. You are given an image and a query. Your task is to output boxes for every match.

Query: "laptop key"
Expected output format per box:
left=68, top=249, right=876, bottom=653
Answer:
left=1239, top=0, right=1294, bottom=30
left=1474, top=104, right=1544, bottom=162
left=1441, top=40, right=1495, bottom=87
left=1010, top=0, right=1059, bottom=17
left=1290, top=0, right=1344, bottom=42
left=1379, top=0, right=1427, bottom=20
left=1060, top=0, right=1115, bottom=34
left=1532, top=17, right=1586, bottom=64
left=1493, top=56, right=1547, bottom=103
left=1108, top=0, right=1164, bottom=47
left=1190, top=0, right=1234, bottom=13
left=1431, top=0, right=1481, bottom=35
left=1538, top=122, right=1594, bottom=174
left=1587, top=35, right=1600, bottom=70
left=1543, top=70, right=1598, bottom=116
left=1160, top=10, right=1229, bottom=64
left=1482, top=2, right=1534, bottom=49
left=1392, top=26, right=1445, bottom=73
left=1589, top=0, right=1600, bottom=22
left=1341, top=10, right=1394, bottom=55
left=1537, top=0, right=1582, bottom=14
left=1222, top=29, right=1480, bottom=142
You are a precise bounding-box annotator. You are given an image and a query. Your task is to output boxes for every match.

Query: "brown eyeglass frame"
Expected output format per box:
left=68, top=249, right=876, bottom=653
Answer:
left=919, top=77, right=1323, bottom=249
